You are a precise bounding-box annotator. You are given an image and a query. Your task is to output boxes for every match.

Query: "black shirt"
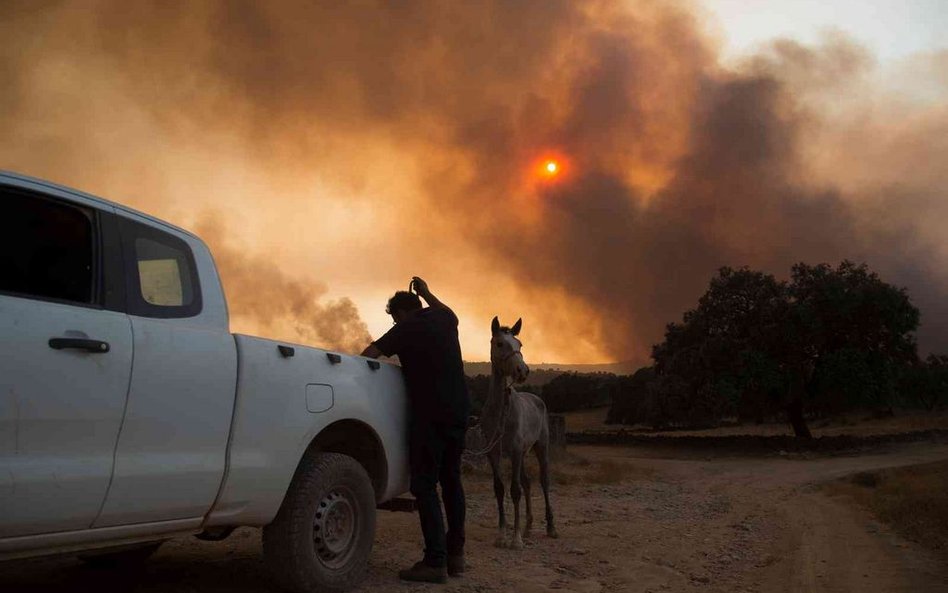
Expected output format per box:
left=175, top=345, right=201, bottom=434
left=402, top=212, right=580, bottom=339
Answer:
left=373, top=307, right=471, bottom=425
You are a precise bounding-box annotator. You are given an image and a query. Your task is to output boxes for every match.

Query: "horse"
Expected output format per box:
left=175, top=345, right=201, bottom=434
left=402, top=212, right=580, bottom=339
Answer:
left=480, top=316, right=557, bottom=549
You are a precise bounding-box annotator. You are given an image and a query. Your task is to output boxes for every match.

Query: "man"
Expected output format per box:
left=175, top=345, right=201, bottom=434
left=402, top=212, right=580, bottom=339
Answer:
left=361, top=276, right=471, bottom=583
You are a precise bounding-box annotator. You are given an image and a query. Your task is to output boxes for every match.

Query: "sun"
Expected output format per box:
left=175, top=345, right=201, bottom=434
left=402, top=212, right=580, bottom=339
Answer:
left=530, top=154, right=567, bottom=184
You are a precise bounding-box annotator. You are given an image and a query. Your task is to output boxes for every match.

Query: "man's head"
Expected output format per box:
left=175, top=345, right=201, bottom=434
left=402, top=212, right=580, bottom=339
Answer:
left=386, top=290, right=422, bottom=324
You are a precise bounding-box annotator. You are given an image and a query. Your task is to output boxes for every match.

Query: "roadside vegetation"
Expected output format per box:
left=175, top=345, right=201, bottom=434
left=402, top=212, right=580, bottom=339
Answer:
left=466, top=261, right=947, bottom=439
left=608, top=261, right=947, bottom=437
left=825, top=461, right=948, bottom=559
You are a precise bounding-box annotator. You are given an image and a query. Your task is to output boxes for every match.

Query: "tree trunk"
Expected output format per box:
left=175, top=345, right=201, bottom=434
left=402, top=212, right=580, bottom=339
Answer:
left=786, top=398, right=812, bottom=439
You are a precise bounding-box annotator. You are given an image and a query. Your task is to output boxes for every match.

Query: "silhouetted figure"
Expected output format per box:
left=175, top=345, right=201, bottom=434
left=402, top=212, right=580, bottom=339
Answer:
left=362, top=277, right=470, bottom=583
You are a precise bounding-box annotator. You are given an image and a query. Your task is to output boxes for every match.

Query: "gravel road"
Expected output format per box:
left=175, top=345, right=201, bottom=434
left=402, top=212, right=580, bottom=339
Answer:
left=4, top=442, right=948, bottom=592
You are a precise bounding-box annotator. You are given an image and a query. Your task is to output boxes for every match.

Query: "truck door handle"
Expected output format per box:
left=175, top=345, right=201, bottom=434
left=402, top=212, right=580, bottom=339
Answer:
left=49, top=337, right=111, bottom=353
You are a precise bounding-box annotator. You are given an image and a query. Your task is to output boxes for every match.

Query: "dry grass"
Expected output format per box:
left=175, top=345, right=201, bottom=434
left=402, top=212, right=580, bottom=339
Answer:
left=561, top=406, right=611, bottom=432
left=824, top=460, right=948, bottom=558
left=564, top=408, right=948, bottom=438
left=463, top=450, right=655, bottom=487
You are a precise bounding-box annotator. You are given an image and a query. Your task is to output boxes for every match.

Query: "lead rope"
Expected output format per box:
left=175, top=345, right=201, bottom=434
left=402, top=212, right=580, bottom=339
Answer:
left=462, top=382, right=511, bottom=462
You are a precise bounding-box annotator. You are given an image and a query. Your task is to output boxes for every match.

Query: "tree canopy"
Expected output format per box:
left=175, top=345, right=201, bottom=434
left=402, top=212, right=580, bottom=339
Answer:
left=609, top=261, right=926, bottom=436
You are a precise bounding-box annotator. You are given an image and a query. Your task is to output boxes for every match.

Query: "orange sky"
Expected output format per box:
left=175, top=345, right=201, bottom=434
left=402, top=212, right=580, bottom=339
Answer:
left=2, top=1, right=946, bottom=364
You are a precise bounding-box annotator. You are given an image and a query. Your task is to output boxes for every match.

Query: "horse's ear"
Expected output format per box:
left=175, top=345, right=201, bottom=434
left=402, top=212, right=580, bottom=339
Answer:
left=511, top=318, right=522, bottom=336
left=491, top=316, right=500, bottom=335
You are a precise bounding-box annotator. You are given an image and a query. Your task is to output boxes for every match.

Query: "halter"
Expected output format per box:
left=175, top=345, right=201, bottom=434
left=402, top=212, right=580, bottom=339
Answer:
left=494, top=345, right=524, bottom=365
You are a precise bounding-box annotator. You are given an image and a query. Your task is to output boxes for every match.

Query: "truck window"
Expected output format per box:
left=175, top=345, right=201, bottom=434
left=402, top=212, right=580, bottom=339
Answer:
left=0, top=189, right=95, bottom=305
left=121, top=219, right=202, bottom=318
left=136, top=237, right=192, bottom=307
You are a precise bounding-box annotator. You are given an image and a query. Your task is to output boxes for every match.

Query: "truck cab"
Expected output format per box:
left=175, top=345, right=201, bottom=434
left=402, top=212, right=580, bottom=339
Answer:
left=0, top=171, right=409, bottom=592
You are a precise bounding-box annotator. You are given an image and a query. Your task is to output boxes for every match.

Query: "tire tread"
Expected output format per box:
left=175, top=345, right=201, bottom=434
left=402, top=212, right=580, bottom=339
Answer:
left=263, top=452, right=376, bottom=593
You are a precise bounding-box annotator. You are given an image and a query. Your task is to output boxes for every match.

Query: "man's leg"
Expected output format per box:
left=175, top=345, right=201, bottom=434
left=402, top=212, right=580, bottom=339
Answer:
left=409, top=423, right=448, bottom=568
left=439, top=423, right=467, bottom=563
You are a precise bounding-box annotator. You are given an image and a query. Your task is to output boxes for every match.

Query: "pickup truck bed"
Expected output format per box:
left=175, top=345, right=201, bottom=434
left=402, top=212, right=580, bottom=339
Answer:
left=209, top=334, right=409, bottom=527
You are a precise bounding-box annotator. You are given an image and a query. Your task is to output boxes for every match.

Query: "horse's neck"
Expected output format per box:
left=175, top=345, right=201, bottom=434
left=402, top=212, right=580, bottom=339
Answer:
left=482, top=366, right=510, bottom=429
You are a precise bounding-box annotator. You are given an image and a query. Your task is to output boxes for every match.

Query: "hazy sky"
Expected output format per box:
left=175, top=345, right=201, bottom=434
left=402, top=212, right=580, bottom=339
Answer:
left=2, top=1, right=946, bottom=364
left=707, top=0, right=946, bottom=62
left=351, top=0, right=948, bottom=361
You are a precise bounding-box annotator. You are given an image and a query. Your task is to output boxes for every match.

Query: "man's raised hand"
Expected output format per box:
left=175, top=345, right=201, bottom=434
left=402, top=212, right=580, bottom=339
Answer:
left=411, top=276, right=431, bottom=298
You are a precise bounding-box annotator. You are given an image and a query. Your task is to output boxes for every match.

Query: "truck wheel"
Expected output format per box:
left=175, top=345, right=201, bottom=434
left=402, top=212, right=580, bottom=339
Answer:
left=78, top=541, right=163, bottom=568
left=263, top=452, right=377, bottom=593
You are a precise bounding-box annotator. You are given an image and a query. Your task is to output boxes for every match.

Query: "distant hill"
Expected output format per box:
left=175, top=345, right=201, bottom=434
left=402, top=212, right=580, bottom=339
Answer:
left=463, top=360, right=638, bottom=385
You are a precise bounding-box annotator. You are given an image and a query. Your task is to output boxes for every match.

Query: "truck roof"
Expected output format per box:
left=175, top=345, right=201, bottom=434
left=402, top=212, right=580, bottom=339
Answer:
left=0, top=169, right=201, bottom=241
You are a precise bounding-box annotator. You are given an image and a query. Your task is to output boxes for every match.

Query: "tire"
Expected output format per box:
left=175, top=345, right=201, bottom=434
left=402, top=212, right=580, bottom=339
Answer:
left=78, top=541, right=162, bottom=568
left=263, top=452, right=377, bottom=593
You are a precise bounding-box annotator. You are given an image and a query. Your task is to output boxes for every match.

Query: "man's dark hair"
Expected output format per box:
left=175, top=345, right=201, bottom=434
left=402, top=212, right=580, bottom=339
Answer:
left=386, top=291, right=422, bottom=315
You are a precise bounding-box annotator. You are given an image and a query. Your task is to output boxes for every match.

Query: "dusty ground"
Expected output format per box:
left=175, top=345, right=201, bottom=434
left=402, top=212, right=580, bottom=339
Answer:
left=4, top=442, right=948, bottom=593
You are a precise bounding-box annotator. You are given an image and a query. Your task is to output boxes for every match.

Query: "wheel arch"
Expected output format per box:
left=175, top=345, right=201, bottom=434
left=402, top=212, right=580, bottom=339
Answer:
left=302, top=419, right=389, bottom=502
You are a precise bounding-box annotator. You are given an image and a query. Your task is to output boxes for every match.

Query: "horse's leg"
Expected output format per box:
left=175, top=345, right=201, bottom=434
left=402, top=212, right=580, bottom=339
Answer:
left=509, top=450, right=525, bottom=550
left=520, top=454, right=533, bottom=539
left=535, top=439, right=558, bottom=538
left=488, top=448, right=507, bottom=547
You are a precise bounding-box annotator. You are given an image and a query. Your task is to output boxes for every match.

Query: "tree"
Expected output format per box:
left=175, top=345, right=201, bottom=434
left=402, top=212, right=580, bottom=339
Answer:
left=612, top=261, right=922, bottom=437
left=541, top=372, right=615, bottom=413
left=465, top=374, right=491, bottom=416
left=607, top=366, right=656, bottom=425
left=902, top=354, right=948, bottom=411
left=650, top=267, right=789, bottom=428
left=784, top=261, right=920, bottom=435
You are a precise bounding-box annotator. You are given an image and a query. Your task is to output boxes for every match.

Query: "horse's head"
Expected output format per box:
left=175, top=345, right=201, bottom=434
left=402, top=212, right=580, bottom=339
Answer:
left=490, top=316, right=530, bottom=383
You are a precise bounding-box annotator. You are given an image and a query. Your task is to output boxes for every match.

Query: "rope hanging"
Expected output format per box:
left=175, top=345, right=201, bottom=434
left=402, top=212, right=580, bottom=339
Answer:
left=462, top=382, right=512, bottom=461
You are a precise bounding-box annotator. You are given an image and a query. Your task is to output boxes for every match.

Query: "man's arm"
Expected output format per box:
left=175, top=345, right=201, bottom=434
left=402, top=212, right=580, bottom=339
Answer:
left=361, top=343, right=383, bottom=359
left=363, top=322, right=402, bottom=359
left=411, top=276, right=455, bottom=316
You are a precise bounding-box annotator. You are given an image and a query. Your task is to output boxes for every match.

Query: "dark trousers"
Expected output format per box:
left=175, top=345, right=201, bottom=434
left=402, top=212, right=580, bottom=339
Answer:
left=409, top=421, right=466, bottom=567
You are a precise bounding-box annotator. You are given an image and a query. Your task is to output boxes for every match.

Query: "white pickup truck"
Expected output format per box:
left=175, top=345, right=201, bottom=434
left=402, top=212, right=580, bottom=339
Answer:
left=0, top=171, right=411, bottom=592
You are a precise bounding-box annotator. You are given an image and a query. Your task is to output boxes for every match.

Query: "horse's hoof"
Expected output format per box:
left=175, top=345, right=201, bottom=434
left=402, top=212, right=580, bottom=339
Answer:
left=547, top=528, right=559, bottom=539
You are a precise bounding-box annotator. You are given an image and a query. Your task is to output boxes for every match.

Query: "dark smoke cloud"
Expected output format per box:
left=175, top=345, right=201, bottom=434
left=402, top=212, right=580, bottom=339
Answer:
left=2, top=1, right=946, bottom=363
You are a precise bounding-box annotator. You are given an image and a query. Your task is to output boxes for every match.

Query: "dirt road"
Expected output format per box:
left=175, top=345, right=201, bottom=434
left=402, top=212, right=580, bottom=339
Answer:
left=4, top=443, right=948, bottom=592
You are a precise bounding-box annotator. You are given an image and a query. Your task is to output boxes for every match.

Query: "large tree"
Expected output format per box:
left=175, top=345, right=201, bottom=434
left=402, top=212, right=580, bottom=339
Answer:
left=651, top=267, right=789, bottom=428
left=784, top=262, right=920, bottom=435
left=615, top=261, right=921, bottom=437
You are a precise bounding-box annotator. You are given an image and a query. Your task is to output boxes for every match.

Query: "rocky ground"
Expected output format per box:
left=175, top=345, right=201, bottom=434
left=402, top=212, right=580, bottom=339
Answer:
left=4, top=442, right=948, bottom=592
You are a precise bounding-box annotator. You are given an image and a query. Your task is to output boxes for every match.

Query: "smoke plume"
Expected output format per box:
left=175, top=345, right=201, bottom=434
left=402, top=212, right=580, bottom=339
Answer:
left=195, top=216, right=371, bottom=354
left=2, top=1, right=946, bottom=363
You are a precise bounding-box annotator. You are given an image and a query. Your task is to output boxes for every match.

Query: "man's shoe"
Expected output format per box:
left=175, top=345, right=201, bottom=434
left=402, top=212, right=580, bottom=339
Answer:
left=447, top=555, right=465, bottom=577
left=398, top=561, right=447, bottom=584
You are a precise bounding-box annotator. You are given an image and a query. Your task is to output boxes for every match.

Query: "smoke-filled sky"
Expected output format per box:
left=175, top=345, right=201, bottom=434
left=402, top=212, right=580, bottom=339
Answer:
left=2, top=1, right=946, bottom=364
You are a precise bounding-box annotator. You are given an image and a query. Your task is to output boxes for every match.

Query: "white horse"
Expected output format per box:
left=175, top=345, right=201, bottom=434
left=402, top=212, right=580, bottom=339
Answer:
left=481, top=316, right=557, bottom=549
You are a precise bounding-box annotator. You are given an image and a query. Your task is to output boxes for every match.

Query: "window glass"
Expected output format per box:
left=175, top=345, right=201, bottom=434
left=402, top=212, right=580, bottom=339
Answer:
left=134, top=237, right=194, bottom=308
left=122, top=219, right=202, bottom=318
left=0, top=189, right=94, bottom=304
